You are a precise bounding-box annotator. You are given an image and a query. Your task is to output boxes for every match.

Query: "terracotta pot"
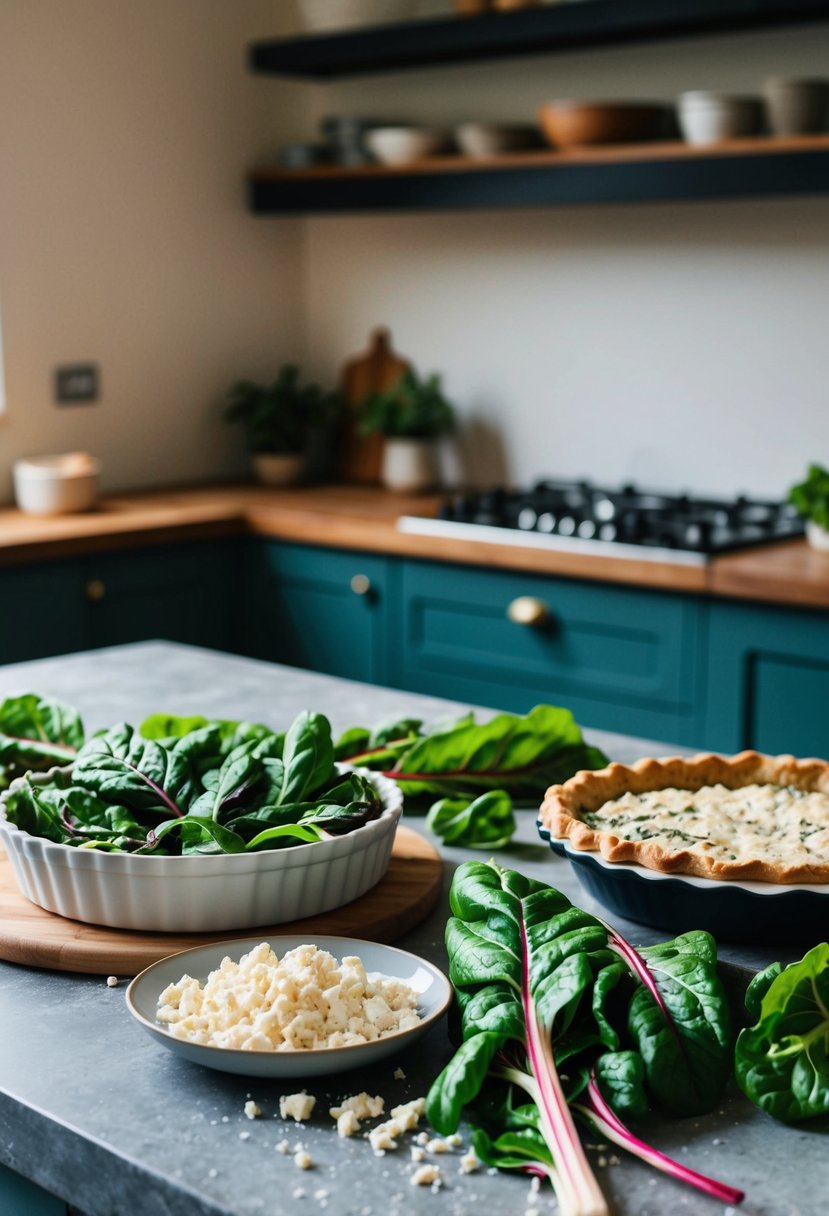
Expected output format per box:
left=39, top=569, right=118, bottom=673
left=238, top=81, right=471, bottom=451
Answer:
left=251, top=453, right=304, bottom=486
left=381, top=439, right=438, bottom=493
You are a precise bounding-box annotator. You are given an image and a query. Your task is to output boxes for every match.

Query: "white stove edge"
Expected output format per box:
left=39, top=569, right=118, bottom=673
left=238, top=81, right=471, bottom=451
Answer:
left=396, top=514, right=709, bottom=567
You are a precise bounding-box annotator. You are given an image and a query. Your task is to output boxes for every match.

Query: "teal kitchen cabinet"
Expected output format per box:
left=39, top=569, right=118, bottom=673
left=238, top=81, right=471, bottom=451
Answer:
left=243, top=541, right=391, bottom=684
left=390, top=558, right=706, bottom=746
left=0, top=560, right=86, bottom=664
left=703, top=598, right=829, bottom=757
left=0, top=542, right=235, bottom=664
left=0, top=1164, right=67, bottom=1216
left=79, top=541, right=236, bottom=652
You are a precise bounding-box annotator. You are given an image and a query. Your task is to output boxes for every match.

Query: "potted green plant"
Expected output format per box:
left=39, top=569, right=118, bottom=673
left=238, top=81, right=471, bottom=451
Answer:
left=358, top=368, right=455, bottom=492
left=788, top=463, right=829, bottom=551
left=224, top=365, right=341, bottom=486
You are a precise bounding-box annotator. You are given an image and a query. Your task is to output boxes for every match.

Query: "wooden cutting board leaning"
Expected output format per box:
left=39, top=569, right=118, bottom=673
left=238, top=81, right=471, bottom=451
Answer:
left=338, top=327, right=410, bottom=484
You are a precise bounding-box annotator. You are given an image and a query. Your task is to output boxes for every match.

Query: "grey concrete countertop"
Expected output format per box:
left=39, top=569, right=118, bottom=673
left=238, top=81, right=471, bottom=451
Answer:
left=0, top=642, right=826, bottom=1216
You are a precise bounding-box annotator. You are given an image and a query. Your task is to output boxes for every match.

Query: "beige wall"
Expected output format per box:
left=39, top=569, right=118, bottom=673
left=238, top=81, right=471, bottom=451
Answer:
left=0, top=0, right=304, bottom=501
left=301, top=20, right=829, bottom=498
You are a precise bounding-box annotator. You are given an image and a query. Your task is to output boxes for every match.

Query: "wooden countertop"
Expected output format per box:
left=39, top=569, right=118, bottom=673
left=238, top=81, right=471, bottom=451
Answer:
left=1, top=481, right=827, bottom=609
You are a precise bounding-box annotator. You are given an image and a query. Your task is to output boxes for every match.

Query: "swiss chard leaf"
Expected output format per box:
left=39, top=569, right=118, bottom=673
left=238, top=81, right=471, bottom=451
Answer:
left=735, top=942, right=829, bottom=1124
left=278, top=711, right=335, bottom=804
left=0, top=693, right=84, bottom=779
left=626, top=931, right=733, bottom=1116
left=426, top=789, right=516, bottom=848
left=73, top=723, right=206, bottom=817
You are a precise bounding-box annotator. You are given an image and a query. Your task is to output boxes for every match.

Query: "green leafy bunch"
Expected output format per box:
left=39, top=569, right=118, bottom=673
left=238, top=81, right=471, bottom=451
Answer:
left=2, top=707, right=382, bottom=855
left=358, top=368, right=455, bottom=440
left=788, top=463, right=829, bottom=529
left=224, top=364, right=342, bottom=455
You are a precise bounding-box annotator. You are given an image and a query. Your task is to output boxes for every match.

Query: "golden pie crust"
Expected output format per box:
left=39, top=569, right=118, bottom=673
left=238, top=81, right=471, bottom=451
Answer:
left=539, top=750, right=829, bottom=884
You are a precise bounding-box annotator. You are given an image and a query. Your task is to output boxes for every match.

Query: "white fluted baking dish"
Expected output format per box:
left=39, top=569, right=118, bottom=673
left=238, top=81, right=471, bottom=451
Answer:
left=0, top=767, right=402, bottom=932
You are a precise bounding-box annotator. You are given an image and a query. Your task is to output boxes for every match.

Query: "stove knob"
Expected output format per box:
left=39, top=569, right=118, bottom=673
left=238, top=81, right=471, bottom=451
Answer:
left=557, top=515, right=576, bottom=536
left=537, top=512, right=556, bottom=533
left=517, top=506, right=537, bottom=531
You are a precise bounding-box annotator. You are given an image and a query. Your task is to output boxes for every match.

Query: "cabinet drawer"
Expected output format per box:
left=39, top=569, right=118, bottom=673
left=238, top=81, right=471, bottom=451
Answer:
left=392, top=560, right=703, bottom=743
left=0, top=561, right=86, bottom=664
left=244, top=542, right=390, bottom=684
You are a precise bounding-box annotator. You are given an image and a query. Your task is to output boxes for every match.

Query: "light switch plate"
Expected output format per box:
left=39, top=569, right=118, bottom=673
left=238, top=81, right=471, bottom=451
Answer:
left=55, top=363, right=99, bottom=404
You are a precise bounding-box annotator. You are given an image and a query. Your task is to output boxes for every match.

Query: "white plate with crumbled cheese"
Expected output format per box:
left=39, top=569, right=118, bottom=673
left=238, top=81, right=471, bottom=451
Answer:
left=125, top=935, right=452, bottom=1077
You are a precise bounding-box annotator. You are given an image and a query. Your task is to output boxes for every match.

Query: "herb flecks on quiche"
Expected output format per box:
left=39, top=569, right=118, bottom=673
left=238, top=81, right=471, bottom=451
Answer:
left=539, top=751, right=829, bottom=884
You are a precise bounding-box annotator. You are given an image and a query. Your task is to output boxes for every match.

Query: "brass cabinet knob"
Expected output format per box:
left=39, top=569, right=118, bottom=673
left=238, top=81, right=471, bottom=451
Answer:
left=507, top=595, right=550, bottom=628
left=85, top=578, right=107, bottom=603
left=350, top=573, right=372, bottom=597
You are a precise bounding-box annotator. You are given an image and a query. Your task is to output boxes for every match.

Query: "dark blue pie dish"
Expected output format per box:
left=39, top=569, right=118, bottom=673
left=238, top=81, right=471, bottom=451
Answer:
left=537, top=820, right=829, bottom=946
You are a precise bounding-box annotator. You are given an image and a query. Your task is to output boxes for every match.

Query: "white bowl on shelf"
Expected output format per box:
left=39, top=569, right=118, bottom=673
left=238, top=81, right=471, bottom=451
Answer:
left=454, top=122, right=540, bottom=158
left=12, top=452, right=100, bottom=516
left=0, top=767, right=402, bottom=932
left=677, top=92, right=761, bottom=146
left=365, top=126, right=451, bottom=165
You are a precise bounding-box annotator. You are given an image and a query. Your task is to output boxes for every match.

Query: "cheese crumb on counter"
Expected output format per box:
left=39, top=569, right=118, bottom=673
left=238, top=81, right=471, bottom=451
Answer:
left=411, top=1164, right=441, bottom=1187
left=106, top=976, right=119, bottom=988
left=280, top=1092, right=317, bottom=1122
left=329, top=1093, right=385, bottom=1122
left=336, top=1110, right=361, bottom=1138
left=155, top=942, right=421, bottom=1051
left=276, top=1140, right=291, bottom=1154
left=459, top=1149, right=480, bottom=1174
left=244, top=1100, right=261, bottom=1120
left=367, top=1098, right=426, bottom=1154
left=393, top=1067, right=406, bottom=1080
left=294, top=1149, right=314, bottom=1170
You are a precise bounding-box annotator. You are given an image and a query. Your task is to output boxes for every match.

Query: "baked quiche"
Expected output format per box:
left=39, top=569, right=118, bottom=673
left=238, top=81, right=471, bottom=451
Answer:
left=539, top=751, right=829, bottom=884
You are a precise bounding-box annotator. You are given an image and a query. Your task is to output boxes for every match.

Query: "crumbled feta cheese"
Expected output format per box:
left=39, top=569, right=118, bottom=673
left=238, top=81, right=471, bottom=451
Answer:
left=415, top=1131, right=429, bottom=1146
left=276, top=1140, right=291, bottom=1154
left=329, top=1093, right=385, bottom=1122
left=411, top=1146, right=426, bottom=1163
left=239, top=1130, right=251, bottom=1141
left=411, top=1164, right=441, bottom=1187
left=280, top=1092, right=316, bottom=1122
left=156, top=942, right=421, bottom=1051
left=294, top=1150, right=314, bottom=1170
left=367, top=1097, right=426, bottom=1153
left=459, top=1149, right=480, bottom=1174
left=106, top=975, right=119, bottom=988
left=336, top=1110, right=361, bottom=1138
left=426, top=1137, right=449, bottom=1153
left=393, top=1067, right=406, bottom=1080
left=244, top=1100, right=261, bottom=1120
left=447, top=1133, right=463, bottom=1148
left=292, top=1187, right=307, bottom=1199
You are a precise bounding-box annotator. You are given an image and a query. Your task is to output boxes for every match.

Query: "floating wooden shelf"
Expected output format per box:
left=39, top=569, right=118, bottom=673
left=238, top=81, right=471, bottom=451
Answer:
left=249, top=0, right=829, bottom=80
left=249, top=135, right=829, bottom=214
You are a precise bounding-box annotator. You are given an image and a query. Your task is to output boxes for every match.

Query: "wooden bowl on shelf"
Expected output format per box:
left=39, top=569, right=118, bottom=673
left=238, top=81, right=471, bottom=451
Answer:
left=538, top=100, right=671, bottom=149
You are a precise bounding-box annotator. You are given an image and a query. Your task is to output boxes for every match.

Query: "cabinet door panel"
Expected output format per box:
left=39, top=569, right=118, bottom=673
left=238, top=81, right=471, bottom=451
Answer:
left=245, top=543, right=389, bottom=684
left=82, top=543, right=233, bottom=652
left=393, top=560, right=704, bottom=745
left=0, top=562, right=86, bottom=664
left=0, top=1163, right=66, bottom=1216
left=705, top=600, right=829, bottom=756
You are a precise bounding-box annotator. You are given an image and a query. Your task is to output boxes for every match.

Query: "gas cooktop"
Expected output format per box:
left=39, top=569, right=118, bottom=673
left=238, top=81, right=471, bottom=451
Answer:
left=398, top=478, right=804, bottom=566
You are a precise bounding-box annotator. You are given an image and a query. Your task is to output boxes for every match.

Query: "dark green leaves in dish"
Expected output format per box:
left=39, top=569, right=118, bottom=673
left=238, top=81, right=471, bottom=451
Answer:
left=735, top=942, right=829, bottom=1125
left=2, top=710, right=382, bottom=856
left=0, top=693, right=85, bottom=789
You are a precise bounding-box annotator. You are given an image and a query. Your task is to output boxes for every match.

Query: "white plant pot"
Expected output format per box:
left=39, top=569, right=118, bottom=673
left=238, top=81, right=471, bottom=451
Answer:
left=251, top=453, right=304, bottom=487
left=806, top=520, right=829, bottom=551
left=381, top=438, right=439, bottom=493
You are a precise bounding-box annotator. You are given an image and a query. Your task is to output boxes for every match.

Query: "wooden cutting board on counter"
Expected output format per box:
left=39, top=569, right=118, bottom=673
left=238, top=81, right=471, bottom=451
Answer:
left=338, top=327, right=410, bottom=484
left=0, top=827, right=443, bottom=976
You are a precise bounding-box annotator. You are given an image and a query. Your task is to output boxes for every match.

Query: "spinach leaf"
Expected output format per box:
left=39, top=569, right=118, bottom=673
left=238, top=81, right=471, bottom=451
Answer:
left=0, top=693, right=84, bottom=784
left=278, top=711, right=335, bottom=804
left=735, top=942, right=829, bottom=1124
left=73, top=723, right=205, bottom=817
left=426, top=789, right=515, bottom=848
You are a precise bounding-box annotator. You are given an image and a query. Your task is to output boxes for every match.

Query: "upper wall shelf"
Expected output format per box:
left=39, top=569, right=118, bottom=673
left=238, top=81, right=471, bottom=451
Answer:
left=249, top=0, right=829, bottom=80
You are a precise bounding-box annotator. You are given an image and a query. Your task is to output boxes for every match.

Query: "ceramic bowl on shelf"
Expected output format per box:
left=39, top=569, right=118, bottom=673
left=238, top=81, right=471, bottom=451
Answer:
left=762, top=77, right=829, bottom=137
left=676, top=92, right=762, bottom=146
left=365, top=126, right=451, bottom=165
left=12, top=452, right=100, bottom=516
left=0, top=767, right=403, bottom=932
left=538, top=100, right=670, bottom=149
left=454, top=122, right=541, bottom=158
left=297, top=0, right=418, bottom=33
